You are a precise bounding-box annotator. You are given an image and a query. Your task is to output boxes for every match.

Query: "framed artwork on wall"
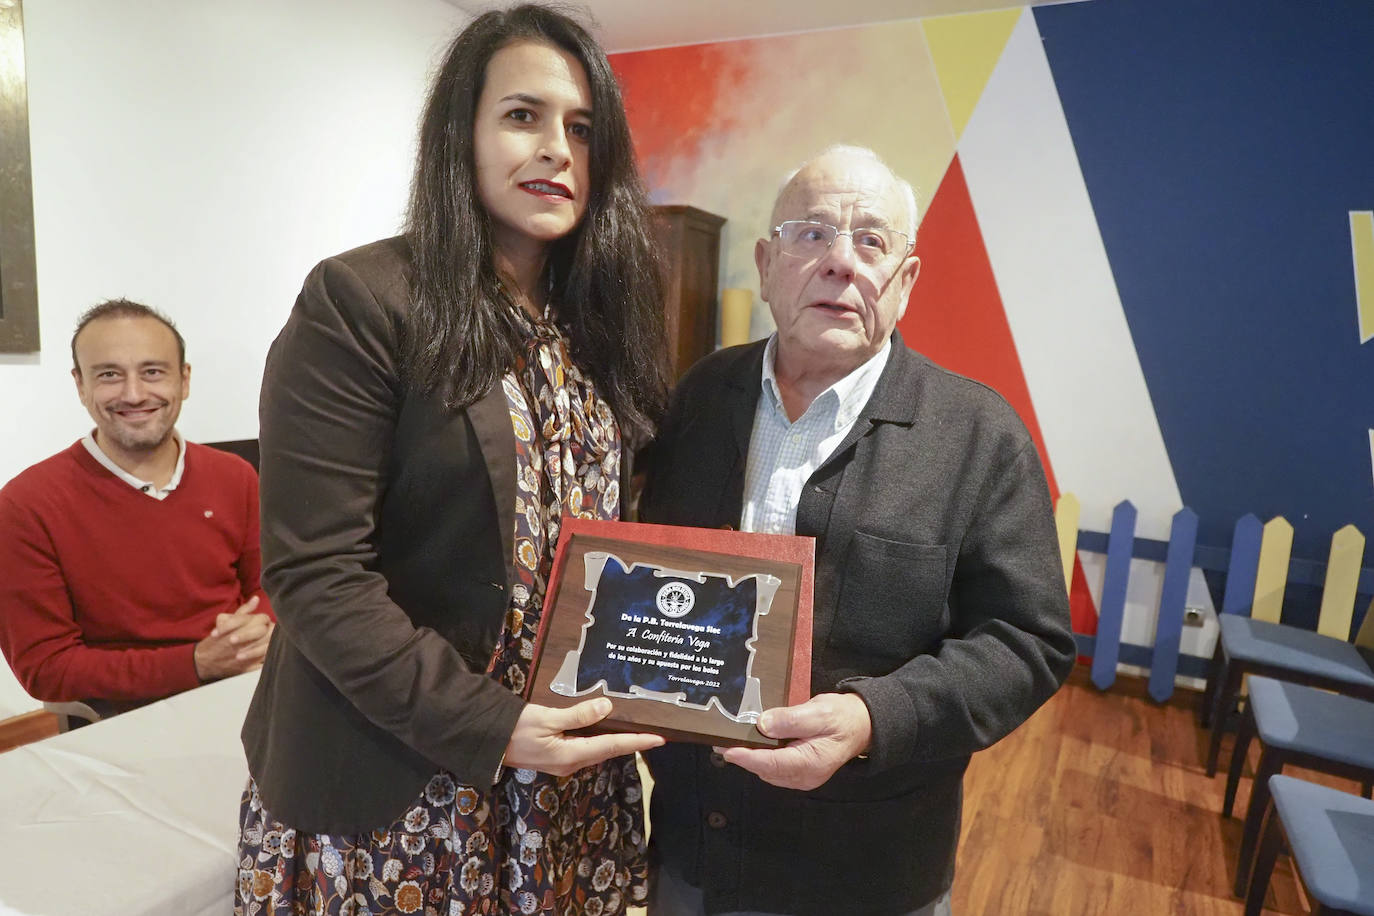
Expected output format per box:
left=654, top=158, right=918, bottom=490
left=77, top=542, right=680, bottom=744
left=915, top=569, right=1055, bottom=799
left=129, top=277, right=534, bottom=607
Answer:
left=0, top=0, right=38, bottom=354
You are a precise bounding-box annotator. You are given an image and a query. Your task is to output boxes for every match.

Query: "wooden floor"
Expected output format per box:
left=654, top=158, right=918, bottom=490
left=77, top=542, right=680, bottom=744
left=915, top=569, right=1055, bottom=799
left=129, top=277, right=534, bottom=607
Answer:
left=952, top=665, right=1360, bottom=916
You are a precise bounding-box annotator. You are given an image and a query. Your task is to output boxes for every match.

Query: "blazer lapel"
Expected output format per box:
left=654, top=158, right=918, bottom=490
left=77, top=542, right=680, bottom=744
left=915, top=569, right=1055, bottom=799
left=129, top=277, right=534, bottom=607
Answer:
left=466, top=382, right=518, bottom=587
left=817, top=332, right=921, bottom=473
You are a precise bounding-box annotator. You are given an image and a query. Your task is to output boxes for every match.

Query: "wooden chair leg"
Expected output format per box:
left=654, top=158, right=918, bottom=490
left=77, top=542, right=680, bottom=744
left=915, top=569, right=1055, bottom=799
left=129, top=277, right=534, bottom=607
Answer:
left=1235, top=751, right=1282, bottom=897
left=1206, top=662, right=1243, bottom=776
left=1243, top=800, right=1284, bottom=916
left=1223, top=706, right=1256, bottom=818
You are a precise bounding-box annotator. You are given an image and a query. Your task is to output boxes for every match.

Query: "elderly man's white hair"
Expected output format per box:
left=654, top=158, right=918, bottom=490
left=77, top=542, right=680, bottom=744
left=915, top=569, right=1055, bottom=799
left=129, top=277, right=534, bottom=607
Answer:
left=770, top=145, right=920, bottom=239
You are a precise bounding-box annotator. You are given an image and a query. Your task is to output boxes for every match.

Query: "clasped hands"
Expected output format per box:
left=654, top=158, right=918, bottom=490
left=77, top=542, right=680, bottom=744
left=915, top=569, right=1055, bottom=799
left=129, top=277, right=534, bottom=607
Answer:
left=503, top=691, right=871, bottom=788
left=193, top=595, right=275, bottom=681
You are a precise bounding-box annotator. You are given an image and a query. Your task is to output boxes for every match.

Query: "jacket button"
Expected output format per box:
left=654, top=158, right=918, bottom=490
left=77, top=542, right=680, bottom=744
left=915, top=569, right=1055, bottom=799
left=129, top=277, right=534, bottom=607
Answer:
left=709, top=751, right=725, bottom=768
left=706, top=811, right=727, bottom=829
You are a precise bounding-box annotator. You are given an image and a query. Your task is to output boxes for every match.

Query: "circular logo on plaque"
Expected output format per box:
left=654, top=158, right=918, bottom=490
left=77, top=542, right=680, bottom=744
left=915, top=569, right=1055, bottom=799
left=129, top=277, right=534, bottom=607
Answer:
left=656, top=582, right=695, bottom=618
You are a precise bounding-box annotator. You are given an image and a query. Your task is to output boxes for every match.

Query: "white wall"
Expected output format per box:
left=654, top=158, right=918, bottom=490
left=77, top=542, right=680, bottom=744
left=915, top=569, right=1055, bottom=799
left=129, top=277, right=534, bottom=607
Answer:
left=0, top=0, right=469, bottom=486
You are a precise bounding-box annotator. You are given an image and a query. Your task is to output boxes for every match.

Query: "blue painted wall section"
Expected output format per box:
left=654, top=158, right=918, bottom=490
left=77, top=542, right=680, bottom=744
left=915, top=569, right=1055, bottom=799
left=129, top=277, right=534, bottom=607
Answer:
left=1034, top=0, right=1374, bottom=564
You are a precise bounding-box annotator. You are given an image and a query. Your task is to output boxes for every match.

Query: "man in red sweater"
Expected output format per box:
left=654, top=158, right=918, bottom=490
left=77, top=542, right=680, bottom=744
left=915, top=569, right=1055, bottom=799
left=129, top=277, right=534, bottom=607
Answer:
left=0, top=299, right=273, bottom=715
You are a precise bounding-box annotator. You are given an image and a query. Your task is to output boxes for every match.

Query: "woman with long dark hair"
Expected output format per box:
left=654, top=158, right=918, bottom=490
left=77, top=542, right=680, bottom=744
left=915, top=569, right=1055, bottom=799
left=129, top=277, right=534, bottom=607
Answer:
left=236, top=7, right=668, bottom=914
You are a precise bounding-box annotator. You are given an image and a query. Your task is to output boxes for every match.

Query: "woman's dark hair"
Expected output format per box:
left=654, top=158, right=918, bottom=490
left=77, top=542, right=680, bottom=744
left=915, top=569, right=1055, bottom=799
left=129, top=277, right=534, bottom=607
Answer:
left=403, top=3, right=667, bottom=442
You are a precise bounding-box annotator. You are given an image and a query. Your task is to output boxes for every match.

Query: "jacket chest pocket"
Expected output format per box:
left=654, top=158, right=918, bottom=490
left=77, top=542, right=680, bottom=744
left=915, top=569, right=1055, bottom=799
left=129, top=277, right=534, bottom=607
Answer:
left=828, top=531, right=948, bottom=671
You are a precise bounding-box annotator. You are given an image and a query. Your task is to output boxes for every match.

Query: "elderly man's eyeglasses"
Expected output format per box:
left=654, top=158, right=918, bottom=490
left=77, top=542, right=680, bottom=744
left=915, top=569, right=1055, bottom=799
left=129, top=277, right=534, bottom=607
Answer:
left=772, top=220, right=915, bottom=264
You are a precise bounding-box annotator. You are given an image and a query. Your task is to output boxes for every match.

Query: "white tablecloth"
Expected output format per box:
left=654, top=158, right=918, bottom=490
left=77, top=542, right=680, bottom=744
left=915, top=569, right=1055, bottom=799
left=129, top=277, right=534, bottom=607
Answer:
left=0, top=670, right=259, bottom=916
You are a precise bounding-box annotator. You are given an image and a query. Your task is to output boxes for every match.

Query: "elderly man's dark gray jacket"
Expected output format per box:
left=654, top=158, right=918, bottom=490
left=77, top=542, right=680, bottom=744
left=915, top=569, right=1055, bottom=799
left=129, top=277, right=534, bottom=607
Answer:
left=641, top=333, right=1076, bottom=915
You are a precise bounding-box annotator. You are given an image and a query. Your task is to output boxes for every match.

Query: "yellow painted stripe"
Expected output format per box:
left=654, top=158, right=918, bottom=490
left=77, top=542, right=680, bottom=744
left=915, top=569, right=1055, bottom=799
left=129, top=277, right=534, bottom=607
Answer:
left=1353, top=211, right=1374, bottom=344
left=1317, top=524, right=1366, bottom=640
left=1054, top=492, right=1080, bottom=596
left=1251, top=517, right=1294, bottom=623
left=922, top=8, right=1022, bottom=142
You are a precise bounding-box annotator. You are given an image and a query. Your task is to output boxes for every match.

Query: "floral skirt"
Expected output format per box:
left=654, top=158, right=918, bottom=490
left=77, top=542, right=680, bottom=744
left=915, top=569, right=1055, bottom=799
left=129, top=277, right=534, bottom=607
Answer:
left=235, top=757, right=647, bottom=916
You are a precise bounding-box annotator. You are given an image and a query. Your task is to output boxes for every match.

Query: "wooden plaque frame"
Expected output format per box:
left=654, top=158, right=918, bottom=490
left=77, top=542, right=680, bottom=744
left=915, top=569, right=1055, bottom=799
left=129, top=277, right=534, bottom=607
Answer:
left=527, top=518, right=814, bottom=748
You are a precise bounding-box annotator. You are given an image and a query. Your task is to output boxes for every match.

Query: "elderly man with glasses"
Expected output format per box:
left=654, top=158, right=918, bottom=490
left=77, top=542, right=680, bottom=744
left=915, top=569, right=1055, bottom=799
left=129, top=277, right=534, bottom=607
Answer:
left=640, top=145, right=1076, bottom=916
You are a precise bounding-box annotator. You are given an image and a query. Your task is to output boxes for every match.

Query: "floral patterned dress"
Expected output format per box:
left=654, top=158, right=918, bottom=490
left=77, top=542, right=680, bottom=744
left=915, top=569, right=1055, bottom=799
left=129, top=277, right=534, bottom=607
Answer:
left=235, top=307, right=648, bottom=916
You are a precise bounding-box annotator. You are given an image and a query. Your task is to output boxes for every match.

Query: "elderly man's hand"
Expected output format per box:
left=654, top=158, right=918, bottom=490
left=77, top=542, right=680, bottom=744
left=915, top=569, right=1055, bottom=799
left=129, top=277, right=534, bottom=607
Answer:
left=719, top=692, right=873, bottom=791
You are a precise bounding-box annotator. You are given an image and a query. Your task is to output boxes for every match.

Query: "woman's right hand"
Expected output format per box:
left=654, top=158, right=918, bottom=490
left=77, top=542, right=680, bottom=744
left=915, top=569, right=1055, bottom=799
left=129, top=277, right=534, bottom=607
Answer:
left=504, top=698, right=665, bottom=777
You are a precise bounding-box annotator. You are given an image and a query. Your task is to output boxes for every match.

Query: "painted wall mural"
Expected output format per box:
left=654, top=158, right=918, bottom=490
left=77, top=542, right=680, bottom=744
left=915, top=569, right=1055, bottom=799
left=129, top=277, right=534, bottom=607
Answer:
left=609, top=0, right=1374, bottom=644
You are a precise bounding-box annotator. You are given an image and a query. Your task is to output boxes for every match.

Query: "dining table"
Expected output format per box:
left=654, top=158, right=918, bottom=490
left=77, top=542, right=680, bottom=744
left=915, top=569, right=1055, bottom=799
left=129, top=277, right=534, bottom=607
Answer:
left=0, top=670, right=259, bottom=916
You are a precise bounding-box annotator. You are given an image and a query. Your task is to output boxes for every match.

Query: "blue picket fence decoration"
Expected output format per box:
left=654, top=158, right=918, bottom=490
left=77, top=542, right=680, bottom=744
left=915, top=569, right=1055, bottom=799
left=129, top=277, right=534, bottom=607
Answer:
left=1067, top=498, right=1373, bottom=702
left=1148, top=507, right=1198, bottom=702
left=1221, top=513, right=1262, bottom=615
left=1090, top=500, right=1136, bottom=690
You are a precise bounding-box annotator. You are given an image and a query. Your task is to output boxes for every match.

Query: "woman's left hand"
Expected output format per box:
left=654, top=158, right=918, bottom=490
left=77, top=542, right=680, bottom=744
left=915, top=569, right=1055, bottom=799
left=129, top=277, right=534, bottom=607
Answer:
left=504, top=697, right=665, bottom=776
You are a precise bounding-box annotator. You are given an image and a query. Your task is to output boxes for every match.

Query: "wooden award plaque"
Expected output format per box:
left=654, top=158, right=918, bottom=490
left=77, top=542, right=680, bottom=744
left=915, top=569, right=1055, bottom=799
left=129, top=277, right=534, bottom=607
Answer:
left=526, top=518, right=814, bottom=748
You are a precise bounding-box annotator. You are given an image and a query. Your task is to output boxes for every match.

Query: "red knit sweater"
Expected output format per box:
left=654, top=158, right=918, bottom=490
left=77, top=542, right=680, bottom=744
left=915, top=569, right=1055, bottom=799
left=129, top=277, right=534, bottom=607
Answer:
left=0, top=440, right=272, bottom=703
